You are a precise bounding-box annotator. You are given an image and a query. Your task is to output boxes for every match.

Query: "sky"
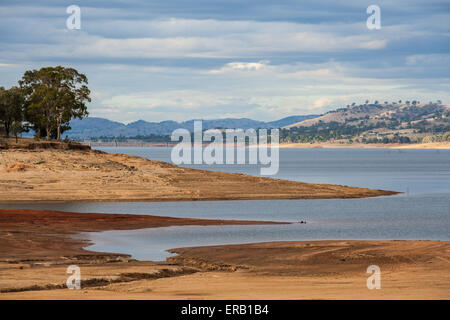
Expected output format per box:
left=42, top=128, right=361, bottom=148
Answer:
left=0, top=0, right=449, bottom=123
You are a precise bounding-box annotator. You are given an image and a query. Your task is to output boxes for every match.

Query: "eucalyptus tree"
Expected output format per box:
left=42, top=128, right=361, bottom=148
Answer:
left=20, top=66, right=90, bottom=140
left=0, top=86, right=25, bottom=138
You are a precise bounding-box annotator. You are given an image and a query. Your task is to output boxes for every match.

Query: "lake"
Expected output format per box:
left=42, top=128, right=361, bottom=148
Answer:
left=1, top=147, right=449, bottom=260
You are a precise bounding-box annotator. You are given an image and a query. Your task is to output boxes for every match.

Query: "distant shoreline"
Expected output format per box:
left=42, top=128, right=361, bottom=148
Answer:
left=84, top=141, right=450, bottom=150
left=279, top=142, right=450, bottom=149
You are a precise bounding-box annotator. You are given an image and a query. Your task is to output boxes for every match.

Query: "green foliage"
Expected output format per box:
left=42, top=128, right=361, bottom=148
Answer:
left=0, top=86, right=26, bottom=137
left=281, top=101, right=448, bottom=144
left=422, top=132, right=450, bottom=143
left=19, top=66, right=90, bottom=140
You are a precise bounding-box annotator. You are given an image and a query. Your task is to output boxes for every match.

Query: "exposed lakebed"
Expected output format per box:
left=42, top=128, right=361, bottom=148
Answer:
left=2, top=147, right=449, bottom=260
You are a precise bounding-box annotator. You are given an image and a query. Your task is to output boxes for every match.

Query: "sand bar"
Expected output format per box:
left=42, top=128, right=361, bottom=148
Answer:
left=0, top=140, right=397, bottom=203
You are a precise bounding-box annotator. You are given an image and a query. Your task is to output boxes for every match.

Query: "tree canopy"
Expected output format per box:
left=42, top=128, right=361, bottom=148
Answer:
left=0, top=86, right=25, bottom=138
left=19, top=66, right=90, bottom=140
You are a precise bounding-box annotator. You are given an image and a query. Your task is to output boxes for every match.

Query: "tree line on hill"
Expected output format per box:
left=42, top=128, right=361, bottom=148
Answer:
left=281, top=121, right=450, bottom=144
left=422, top=132, right=450, bottom=143
left=339, top=99, right=443, bottom=109
left=281, top=100, right=449, bottom=144
left=280, top=121, right=414, bottom=144
left=0, top=66, right=90, bottom=142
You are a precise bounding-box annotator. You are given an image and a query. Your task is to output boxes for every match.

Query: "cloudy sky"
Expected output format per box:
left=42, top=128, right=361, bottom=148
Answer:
left=0, top=0, right=449, bottom=123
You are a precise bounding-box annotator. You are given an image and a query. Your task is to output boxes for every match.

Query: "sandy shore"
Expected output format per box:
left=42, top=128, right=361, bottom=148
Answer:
left=279, top=142, right=450, bottom=149
left=394, top=142, right=450, bottom=149
left=0, top=209, right=449, bottom=299
left=0, top=141, right=397, bottom=202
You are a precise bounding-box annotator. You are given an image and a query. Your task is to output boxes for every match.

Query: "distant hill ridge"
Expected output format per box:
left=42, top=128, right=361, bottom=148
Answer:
left=281, top=102, right=450, bottom=144
left=284, top=102, right=450, bottom=129
left=65, top=115, right=319, bottom=138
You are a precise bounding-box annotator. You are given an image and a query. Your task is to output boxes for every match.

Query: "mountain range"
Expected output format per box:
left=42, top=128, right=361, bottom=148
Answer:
left=64, top=115, right=319, bottom=138
left=33, top=101, right=449, bottom=143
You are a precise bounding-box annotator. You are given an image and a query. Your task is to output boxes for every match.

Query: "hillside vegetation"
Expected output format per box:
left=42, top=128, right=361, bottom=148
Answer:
left=282, top=101, right=450, bottom=144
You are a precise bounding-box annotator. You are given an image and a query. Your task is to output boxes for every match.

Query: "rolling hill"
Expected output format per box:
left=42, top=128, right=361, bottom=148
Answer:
left=282, top=102, right=450, bottom=144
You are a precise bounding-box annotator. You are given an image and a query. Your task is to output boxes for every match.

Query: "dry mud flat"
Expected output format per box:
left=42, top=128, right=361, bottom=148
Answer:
left=0, top=209, right=449, bottom=299
left=1, top=240, right=449, bottom=300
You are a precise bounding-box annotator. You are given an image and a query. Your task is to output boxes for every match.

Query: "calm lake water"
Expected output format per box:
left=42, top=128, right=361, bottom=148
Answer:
left=2, top=147, right=449, bottom=260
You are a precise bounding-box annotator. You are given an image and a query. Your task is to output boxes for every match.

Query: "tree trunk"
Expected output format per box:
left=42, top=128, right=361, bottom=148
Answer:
left=56, top=112, right=63, bottom=141
left=57, top=124, right=61, bottom=141
left=4, top=122, right=10, bottom=138
left=46, top=126, right=50, bottom=140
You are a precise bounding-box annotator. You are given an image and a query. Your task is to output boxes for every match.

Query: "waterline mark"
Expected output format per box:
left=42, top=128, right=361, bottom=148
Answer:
left=170, top=120, right=279, bottom=175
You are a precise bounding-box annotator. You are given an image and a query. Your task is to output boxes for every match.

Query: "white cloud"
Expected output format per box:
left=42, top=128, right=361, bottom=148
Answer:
left=0, top=16, right=391, bottom=61
left=84, top=57, right=450, bottom=122
left=406, top=54, right=450, bottom=66
left=209, top=60, right=271, bottom=74
left=0, top=63, right=20, bottom=68
left=313, top=97, right=333, bottom=108
left=102, top=90, right=241, bottom=110
left=1, top=3, right=448, bottom=123
left=68, top=28, right=387, bottom=58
